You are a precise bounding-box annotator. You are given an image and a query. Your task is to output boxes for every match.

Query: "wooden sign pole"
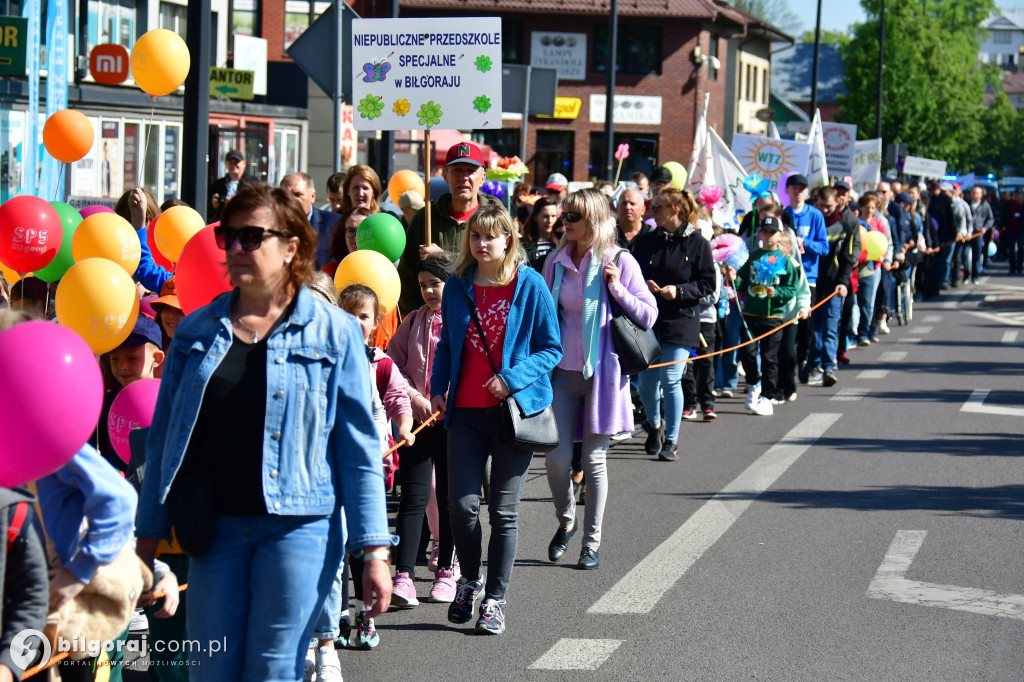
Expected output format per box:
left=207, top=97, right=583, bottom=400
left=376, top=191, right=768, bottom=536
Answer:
left=423, top=129, right=432, bottom=246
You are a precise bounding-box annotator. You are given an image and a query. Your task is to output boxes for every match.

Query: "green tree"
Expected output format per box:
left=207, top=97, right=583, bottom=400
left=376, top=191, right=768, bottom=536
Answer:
left=730, top=0, right=801, bottom=31
left=979, top=91, right=1017, bottom=174
left=838, top=0, right=995, bottom=171
left=797, top=29, right=852, bottom=48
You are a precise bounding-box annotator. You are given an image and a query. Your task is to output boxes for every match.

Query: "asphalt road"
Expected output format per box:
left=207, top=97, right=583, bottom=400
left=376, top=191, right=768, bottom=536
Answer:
left=127, top=268, right=1024, bottom=681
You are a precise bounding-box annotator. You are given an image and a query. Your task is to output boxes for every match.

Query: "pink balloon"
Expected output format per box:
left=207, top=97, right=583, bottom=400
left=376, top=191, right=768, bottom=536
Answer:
left=78, top=204, right=116, bottom=219
left=106, top=378, right=160, bottom=465
left=0, top=321, right=103, bottom=486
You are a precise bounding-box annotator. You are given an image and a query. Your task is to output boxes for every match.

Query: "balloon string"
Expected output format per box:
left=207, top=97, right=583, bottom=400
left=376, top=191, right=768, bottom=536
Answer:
left=138, top=98, right=157, bottom=189
left=54, top=164, right=64, bottom=203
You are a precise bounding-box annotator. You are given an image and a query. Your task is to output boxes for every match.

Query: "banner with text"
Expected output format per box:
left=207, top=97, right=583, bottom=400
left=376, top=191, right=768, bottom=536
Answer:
left=851, top=138, right=882, bottom=195
left=901, top=155, right=947, bottom=179
left=731, top=134, right=810, bottom=192
left=351, top=17, right=502, bottom=131
left=822, top=122, right=857, bottom=177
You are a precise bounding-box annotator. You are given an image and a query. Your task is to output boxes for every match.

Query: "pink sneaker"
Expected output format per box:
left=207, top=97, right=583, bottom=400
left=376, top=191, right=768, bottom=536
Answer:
left=428, top=568, right=457, bottom=603
left=391, top=572, right=419, bottom=608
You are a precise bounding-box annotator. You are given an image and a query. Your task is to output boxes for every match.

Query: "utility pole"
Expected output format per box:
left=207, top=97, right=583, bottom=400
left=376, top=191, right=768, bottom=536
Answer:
left=182, top=0, right=211, bottom=216
left=876, top=0, right=885, bottom=140
left=603, top=0, right=618, bottom=182
left=810, top=0, right=822, bottom=114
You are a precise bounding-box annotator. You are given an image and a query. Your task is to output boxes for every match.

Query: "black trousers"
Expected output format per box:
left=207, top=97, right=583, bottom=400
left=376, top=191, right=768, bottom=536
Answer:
left=775, top=321, right=799, bottom=400
left=393, top=422, right=454, bottom=576
left=740, top=316, right=784, bottom=398
left=682, top=320, right=717, bottom=410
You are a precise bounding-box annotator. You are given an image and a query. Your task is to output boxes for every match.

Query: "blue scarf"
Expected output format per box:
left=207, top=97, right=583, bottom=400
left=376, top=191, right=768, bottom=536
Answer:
left=551, top=250, right=603, bottom=379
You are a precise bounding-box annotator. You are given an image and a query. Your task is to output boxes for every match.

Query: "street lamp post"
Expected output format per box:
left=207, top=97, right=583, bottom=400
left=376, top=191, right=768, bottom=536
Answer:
left=603, top=0, right=618, bottom=182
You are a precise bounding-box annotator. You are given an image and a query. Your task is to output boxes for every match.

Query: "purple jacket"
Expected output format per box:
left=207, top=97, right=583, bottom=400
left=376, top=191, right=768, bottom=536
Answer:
left=544, top=246, right=658, bottom=435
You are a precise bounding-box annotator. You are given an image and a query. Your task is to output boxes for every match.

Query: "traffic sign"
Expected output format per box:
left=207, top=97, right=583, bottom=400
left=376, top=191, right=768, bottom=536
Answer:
left=209, top=67, right=255, bottom=100
left=89, top=44, right=130, bottom=85
left=0, top=17, right=27, bottom=77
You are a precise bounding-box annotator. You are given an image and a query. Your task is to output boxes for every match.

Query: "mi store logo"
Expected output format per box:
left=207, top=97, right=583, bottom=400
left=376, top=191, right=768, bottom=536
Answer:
left=89, top=44, right=130, bottom=85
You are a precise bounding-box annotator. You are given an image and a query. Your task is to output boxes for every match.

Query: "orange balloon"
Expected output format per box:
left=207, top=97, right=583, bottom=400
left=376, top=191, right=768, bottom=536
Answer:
left=387, top=170, right=426, bottom=207
left=72, top=213, right=141, bottom=276
left=55, top=258, right=140, bottom=354
left=130, top=29, right=190, bottom=97
left=43, top=110, right=94, bottom=163
left=154, top=205, right=205, bottom=263
left=0, top=260, right=20, bottom=284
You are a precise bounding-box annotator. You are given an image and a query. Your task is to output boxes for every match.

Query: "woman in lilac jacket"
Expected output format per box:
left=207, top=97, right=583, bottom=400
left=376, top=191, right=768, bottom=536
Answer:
left=542, top=189, right=658, bottom=569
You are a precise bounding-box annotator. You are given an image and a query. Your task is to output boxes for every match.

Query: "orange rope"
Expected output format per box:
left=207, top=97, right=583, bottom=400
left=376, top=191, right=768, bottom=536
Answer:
left=647, top=289, right=840, bottom=369
left=22, top=652, right=69, bottom=679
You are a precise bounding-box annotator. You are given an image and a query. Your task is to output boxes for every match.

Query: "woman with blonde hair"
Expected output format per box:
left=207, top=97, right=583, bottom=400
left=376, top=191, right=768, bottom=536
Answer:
left=542, top=188, right=657, bottom=569
left=429, top=204, right=561, bottom=635
left=631, top=188, right=717, bottom=461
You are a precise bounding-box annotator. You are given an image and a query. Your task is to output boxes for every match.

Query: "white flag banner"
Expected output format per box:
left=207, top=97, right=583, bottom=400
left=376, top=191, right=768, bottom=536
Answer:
left=851, top=138, right=882, bottom=195
left=731, top=133, right=810, bottom=194
left=768, top=121, right=781, bottom=140
left=806, top=109, right=829, bottom=188
left=821, top=122, right=857, bottom=176
left=687, top=93, right=714, bottom=190
left=707, top=128, right=753, bottom=231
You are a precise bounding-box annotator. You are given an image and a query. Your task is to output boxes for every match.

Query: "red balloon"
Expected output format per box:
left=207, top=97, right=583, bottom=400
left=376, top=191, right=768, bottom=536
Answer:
left=146, top=216, right=173, bottom=271
left=175, top=223, right=232, bottom=314
left=0, top=196, right=64, bottom=273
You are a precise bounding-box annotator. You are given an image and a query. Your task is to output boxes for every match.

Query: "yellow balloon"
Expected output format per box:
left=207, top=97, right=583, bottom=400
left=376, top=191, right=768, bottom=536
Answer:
left=72, top=213, right=141, bottom=276
left=95, top=650, right=110, bottom=682
left=130, top=29, right=191, bottom=97
left=662, top=161, right=688, bottom=190
left=865, top=230, right=888, bottom=261
left=155, top=205, right=205, bottom=263
left=0, top=259, right=20, bottom=284
left=334, top=250, right=401, bottom=314
left=56, top=258, right=140, bottom=354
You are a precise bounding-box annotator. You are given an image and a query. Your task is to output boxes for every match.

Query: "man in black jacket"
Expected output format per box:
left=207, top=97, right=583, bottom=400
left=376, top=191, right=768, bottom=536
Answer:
left=208, top=149, right=254, bottom=223
left=806, top=185, right=860, bottom=387
left=928, top=182, right=957, bottom=292
left=281, top=172, right=342, bottom=269
left=0, top=486, right=49, bottom=679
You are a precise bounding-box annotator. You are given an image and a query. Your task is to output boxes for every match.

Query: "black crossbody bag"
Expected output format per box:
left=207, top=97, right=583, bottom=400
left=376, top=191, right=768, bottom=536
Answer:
left=464, top=287, right=559, bottom=453
left=607, top=250, right=662, bottom=375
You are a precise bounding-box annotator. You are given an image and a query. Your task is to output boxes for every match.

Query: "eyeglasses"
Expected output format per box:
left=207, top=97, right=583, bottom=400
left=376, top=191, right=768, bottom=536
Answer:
left=561, top=212, right=582, bottom=224
left=344, top=228, right=359, bottom=238
left=650, top=204, right=667, bottom=212
left=214, top=225, right=287, bottom=252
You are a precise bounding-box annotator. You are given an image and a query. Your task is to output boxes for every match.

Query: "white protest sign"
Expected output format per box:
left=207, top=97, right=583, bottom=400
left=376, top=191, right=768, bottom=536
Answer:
left=731, top=133, right=810, bottom=192
left=708, top=128, right=753, bottom=231
left=351, top=17, right=502, bottom=131
left=902, top=155, right=947, bottom=179
left=822, top=122, right=857, bottom=177
left=851, top=138, right=882, bottom=195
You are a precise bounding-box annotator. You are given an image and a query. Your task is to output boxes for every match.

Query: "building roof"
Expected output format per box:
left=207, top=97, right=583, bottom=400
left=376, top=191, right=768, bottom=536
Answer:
left=770, top=42, right=846, bottom=104
left=713, top=0, right=793, bottom=43
left=982, top=8, right=1024, bottom=30
left=1003, top=73, right=1024, bottom=94
left=400, top=0, right=742, bottom=21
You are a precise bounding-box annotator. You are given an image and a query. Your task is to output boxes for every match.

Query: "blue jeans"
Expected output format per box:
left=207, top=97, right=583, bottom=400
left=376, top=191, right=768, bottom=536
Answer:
left=187, top=513, right=342, bottom=682
left=312, top=563, right=345, bottom=640
left=809, top=293, right=843, bottom=372
left=637, top=343, right=692, bottom=443
left=447, top=406, right=534, bottom=602
left=716, top=305, right=742, bottom=391
left=939, top=242, right=955, bottom=286
left=856, top=272, right=880, bottom=341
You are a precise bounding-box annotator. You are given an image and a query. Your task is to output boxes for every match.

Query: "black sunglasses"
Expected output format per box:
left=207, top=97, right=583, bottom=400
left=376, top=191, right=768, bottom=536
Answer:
left=561, top=212, right=582, bottom=224
left=215, top=225, right=287, bottom=252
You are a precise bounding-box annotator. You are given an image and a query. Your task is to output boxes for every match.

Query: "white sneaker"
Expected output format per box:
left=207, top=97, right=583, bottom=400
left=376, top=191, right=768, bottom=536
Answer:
left=303, top=645, right=316, bottom=682
left=878, top=319, right=891, bottom=334
left=315, top=645, right=343, bottom=682
left=750, top=396, right=774, bottom=416
left=744, top=384, right=761, bottom=412
left=610, top=430, right=632, bottom=442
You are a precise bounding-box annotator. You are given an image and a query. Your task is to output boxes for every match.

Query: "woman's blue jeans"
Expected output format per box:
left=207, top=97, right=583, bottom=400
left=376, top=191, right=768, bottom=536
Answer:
left=716, top=305, right=742, bottom=391
left=186, top=512, right=341, bottom=682
left=856, top=272, right=880, bottom=341
left=637, top=343, right=693, bottom=443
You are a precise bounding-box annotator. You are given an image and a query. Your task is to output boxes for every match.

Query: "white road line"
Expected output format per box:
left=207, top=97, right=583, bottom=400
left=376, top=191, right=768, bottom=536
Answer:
left=528, top=639, right=623, bottom=670
left=1002, top=331, right=1019, bottom=344
left=965, top=310, right=1024, bottom=327
left=914, top=326, right=934, bottom=335
left=588, top=413, right=841, bottom=615
left=922, top=315, right=942, bottom=323
left=960, top=389, right=1024, bottom=417
left=857, top=369, right=890, bottom=379
left=898, top=338, right=922, bottom=344
left=878, top=351, right=907, bottom=363
left=831, top=387, right=871, bottom=401
left=941, top=295, right=969, bottom=309
left=867, top=531, right=1024, bottom=620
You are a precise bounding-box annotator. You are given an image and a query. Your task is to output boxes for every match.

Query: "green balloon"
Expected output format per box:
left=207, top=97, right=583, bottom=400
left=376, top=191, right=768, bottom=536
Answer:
left=34, top=201, right=83, bottom=282
left=355, top=212, right=406, bottom=263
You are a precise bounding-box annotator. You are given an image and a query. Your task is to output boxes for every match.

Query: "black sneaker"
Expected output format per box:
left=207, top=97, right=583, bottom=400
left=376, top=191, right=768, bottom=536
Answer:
left=475, top=599, right=506, bottom=635
left=823, top=371, right=838, bottom=387
left=447, top=578, right=482, bottom=624
left=644, top=421, right=665, bottom=455
left=658, top=440, right=678, bottom=462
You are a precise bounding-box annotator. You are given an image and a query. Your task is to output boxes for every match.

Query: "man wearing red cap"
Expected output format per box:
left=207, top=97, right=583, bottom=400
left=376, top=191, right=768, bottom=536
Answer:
left=397, top=142, right=503, bottom=314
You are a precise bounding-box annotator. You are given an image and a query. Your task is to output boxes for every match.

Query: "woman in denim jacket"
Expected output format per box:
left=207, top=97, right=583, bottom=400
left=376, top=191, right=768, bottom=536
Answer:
left=135, top=186, right=393, bottom=681
left=429, top=205, right=562, bottom=636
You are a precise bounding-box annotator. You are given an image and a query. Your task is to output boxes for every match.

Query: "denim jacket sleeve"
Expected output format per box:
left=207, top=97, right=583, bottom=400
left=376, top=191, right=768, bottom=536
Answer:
left=499, top=269, right=563, bottom=396
left=329, top=318, right=395, bottom=551
left=36, top=444, right=137, bottom=583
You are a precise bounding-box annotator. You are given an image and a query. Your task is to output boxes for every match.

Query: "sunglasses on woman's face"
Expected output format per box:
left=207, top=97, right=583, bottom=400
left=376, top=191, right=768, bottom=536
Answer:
left=561, top=212, right=582, bottom=224
left=214, top=225, right=286, bottom=252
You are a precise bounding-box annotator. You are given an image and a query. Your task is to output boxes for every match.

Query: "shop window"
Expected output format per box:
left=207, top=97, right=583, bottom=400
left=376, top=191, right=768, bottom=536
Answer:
left=232, top=0, right=258, bottom=37
left=273, top=127, right=300, bottom=186
left=87, top=0, right=136, bottom=52
left=472, top=129, right=520, bottom=160
left=593, top=24, right=661, bottom=75
left=502, top=20, right=523, bottom=65
left=762, top=69, right=769, bottom=104
left=534, top=130, right=574, bottom=189
left=159, top=2, right=186, bottom=35
left=588, top=132, right=657, bottom=182
left=708, top=34, right=719, bottom=81
left=284, top=1, right=329, bottom=50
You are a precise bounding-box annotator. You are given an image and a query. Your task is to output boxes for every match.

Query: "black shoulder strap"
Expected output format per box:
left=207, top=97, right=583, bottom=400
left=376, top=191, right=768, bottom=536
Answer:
left=607, top=249, right=626, bottom=317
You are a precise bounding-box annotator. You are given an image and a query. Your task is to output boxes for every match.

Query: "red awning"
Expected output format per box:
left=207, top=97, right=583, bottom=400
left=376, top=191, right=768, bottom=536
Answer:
left=428, top=129, right=496, bottom=169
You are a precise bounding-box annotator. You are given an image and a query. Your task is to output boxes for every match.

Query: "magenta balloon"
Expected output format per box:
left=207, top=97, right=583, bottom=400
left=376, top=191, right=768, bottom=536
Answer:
left=78, top=204, right=116, bottom=219
left=0, top=321, right=103, bottom=486
left=106, top=378, right=161, bottom=465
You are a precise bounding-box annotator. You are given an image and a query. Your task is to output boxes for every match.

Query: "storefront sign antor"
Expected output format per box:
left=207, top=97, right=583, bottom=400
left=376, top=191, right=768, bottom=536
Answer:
left=0, top=16, right=27, bottom=77
left=536, top=97, right=582, bottom=120
left=821, top=122, right=857, bottom=177
left=588, top=95, right=662, bottom=125
left=350, top=17, right=503, bottom=131
left=210, top=67, right=256, bottom=100
left=530, top=31, right=586, bottom=81
left=731, top=133, right=811, bottom=192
